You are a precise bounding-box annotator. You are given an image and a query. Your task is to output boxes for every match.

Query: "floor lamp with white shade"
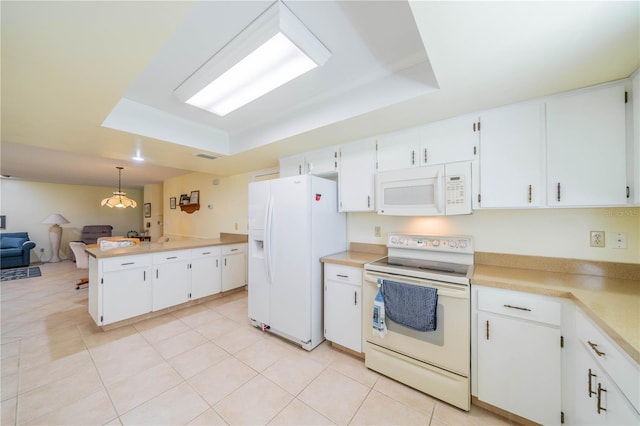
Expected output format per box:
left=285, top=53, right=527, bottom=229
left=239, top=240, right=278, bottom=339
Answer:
left=42, top=214, right=69, bottom=262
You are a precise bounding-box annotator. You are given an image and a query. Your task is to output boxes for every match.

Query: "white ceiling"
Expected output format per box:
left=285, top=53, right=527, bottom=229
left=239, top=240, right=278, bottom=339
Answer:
left=1, top=1, right=638, bottom=189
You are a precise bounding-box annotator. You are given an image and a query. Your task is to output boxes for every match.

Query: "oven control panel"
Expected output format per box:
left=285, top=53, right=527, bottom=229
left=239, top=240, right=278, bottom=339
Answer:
left=387, top=234, right=473, bottom=253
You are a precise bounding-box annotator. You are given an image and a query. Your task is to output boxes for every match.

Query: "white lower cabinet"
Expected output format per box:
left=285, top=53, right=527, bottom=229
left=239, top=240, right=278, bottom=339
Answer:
left=190, top=246, right=221, bottom=299
left=101, top=255, right=152, bottom=325
left=323, top=263, right=362, bottom=353
left=152, top=250, right=191, bottom=311
left=221, top=244, right=247, bottom=292
left=571, top=309, right=639, bottom=425
left=475, top=286, right=562, bottom=425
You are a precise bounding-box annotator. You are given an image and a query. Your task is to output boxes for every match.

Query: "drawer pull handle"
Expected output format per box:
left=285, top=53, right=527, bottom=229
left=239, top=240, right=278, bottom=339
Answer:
left=337, top=274, right=349, bottom=278
left=485, top=320, right=489, bottom=340
left=588, top=341, right=605, bottom=357
left=202, top=252, right=211, bottom=255
left=597, top=383, right=607, bottom=414
left=166, top=256, right=177, bottom=260
left=121, top=262, right=135, bottom=266
left=503, top=304, right=531, bottom=312
left=230, top=249, right=239, bottom=252
left=354, top=291, right=357, bottom=306
left=588, top=369, right=596, bottom=397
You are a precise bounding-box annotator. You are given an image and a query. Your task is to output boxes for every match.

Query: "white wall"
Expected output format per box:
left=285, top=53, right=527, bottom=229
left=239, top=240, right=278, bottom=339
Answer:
left=348, top=207, right=640, bottom=263
left=162, top=171, right=252, bottom=239
left=0, top=179, right=143, bottom=262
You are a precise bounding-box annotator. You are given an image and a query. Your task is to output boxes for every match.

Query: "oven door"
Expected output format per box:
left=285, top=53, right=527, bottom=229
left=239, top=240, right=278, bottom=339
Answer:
left=363, top=270, right=470, bottom=377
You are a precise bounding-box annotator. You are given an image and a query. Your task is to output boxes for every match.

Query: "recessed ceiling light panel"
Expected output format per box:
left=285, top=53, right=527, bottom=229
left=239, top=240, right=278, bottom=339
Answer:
left=175, top=0, right=331, bottom=116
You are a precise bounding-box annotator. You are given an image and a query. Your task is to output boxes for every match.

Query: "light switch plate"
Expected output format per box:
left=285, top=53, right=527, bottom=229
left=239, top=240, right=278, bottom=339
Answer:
left=614, top=232, right=627, bottom=249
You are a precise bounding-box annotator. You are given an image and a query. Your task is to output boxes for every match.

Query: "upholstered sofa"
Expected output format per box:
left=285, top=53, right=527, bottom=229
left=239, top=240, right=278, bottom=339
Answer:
left=0, top=232, right=36, bottom=269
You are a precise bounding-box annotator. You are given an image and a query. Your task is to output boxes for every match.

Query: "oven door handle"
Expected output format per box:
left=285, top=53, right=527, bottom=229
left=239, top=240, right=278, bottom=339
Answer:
left=364, top=271, right=469, bottom=298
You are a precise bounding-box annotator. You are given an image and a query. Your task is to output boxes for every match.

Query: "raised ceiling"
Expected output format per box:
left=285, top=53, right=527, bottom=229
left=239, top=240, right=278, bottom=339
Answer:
left=1, top=1, right=638, bottom=188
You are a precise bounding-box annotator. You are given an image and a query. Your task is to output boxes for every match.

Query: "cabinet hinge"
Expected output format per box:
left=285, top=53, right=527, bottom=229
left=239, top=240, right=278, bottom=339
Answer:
left=561, top=411, right=565, bottom=424
left=627, top=186, right=630, bottom=198
left=189, top=293, right=192, bottom=299
left=477, top=121, right=481, bottom=131
left=625, top=91, right=628, bottom=103
left=100, top=278, right=103, bottom=284
left=477, top=193, right=481, bottom=203
left=560, top=335, right=564, bottom=348
left=473, top=146, right=477, bottom=155
left=100, top=315, right=103, bottom=322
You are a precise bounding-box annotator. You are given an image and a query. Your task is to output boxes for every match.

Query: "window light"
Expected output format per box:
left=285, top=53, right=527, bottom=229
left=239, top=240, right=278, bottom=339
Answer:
left=175, top=0, right=330, bottom=116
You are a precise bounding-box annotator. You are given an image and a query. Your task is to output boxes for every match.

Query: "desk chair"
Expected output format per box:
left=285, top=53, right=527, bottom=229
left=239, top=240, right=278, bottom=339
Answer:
left=69, top=241, right=89, bottom=289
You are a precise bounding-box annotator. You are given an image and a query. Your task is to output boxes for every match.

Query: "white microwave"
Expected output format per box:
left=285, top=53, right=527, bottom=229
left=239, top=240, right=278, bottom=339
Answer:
left=376, top=161, right=472, bottom=216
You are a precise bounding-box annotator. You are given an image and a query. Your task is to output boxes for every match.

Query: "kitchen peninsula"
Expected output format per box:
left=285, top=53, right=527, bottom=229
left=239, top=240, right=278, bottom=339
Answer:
left=86, top=233, right=247, bottom=329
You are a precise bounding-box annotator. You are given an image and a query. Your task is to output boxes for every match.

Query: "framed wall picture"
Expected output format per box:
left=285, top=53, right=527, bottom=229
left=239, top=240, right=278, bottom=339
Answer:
left=190, top=190, right=200, bottom=204
left=170, top=197, right=176, bottom=209
left=144, top=203, right=151, bottom=218
left=180, top=194, right=190, bottom=205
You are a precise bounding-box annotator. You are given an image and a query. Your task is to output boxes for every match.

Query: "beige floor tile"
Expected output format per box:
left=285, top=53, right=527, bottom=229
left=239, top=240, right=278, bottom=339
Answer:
left=81, top=324, right=141, bottom=349
left=298, top=368, right=370, bottom=425
left=187, top=408, right=227, bottom=425
left=152, top=329, right=207, bottom=359
left=1, top=341, right=21, bottom=359
left=1, top=373, right=18, bottom=401
left=168, top=341, right=230, bottom=379
left=134, top=313, right=191, bottom=344
left=1, top=398, right=16, bottom=426
left=269, top=398, right=335, bottom=425
left=92, top=344, right=165, bottom=386
left=212, top=325, right=265, bottom=354
left=16, top=367, right=104, bottom=423
left=19, top=324, right=82, bottom=353
left=328, top=352, right=380, bottom=388
left=304, top=340, right=342, bottom=366
left=119, top=382, right=209, bottom=425
left=431, top=401, right=512, bottom=426
left=19, top=334, right=87, bottom=369
left=262, top=352, right=326, bottom=395
left=174, top=305, right=225, bottom=328
left=86, top=330, right=152, bottom=364
left=24, top=389, right=118, bottom=425
left=188, top=356, right=257, bottom=405
left=1, top=355, right=19, bottom=377
left=192, top=316, right=242, bottom=339
left=215, top=375, right=293, bottom=425
left=234, top=336, right=294, bottom=372
left=350, top=389, right=431, bottom=425
left=18, top=349, right=95, bottom=393
left=106, top=362, right=184, bottom=415
left=372, top=374, right=437, bottom=416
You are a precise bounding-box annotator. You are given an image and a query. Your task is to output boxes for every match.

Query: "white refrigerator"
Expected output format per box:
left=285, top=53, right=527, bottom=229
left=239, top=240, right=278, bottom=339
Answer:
left=248, top=175, right=346, bottom=350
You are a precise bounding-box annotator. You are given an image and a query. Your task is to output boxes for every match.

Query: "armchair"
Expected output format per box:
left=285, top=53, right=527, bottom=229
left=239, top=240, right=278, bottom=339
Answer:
left=0, top=232, right=36, bottom=269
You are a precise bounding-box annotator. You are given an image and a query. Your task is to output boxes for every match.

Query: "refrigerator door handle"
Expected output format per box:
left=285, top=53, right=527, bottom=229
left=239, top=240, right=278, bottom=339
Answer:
left=265, top=196, right=274, bottom=284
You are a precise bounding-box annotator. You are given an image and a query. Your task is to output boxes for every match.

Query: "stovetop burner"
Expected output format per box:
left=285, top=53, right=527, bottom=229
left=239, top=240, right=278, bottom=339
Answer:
left=364, top=233, right=474, bottom=285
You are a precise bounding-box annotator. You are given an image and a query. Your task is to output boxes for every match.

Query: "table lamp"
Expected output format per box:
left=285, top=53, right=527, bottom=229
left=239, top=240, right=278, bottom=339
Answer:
left=42, top=213, right=70, bottom=262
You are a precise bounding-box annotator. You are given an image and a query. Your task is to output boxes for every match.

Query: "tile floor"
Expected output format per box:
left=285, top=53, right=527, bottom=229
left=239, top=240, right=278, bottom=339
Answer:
left=1, top=261, right=514, bottom=425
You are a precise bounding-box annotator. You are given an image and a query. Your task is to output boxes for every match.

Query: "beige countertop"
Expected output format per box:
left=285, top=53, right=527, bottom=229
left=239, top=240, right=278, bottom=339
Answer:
left=472, top=264, right=640, bottom=364
left=323, top=248, right=639, bottom=364
left=86, top=234, right=248, bottom=259
left=321, top=250, right=386, bottom=268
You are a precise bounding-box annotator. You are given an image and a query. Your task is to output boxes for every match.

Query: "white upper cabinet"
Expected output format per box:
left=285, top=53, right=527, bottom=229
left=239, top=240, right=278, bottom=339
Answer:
left=306, top=146, right=339, bottom=177
left=376, top=127, right=421, bottom=171
left=478, top=102, right=546, bottom=208
left=546, top=83, right=627, bottom=206
left=421, top=115, right=479, bottom=166
left=339, top=138, right=376, bottom=212
left=279, top=153, right=306, bottom=177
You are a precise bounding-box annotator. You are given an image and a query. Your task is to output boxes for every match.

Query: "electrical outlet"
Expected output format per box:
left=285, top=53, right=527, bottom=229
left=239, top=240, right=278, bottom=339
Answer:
left=590, top=231, right=605, bottom=248
left=374, top=226, right=381, bottom=238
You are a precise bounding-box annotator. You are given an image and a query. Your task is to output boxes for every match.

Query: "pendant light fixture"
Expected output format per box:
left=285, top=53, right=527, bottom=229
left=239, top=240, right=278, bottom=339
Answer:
left=101, top=167, right=137, bottom=208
